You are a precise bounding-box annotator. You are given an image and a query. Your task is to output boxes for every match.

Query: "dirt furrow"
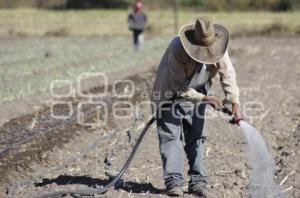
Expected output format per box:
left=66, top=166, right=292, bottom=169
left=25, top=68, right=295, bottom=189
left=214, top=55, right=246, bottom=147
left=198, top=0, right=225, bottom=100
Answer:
left=0, top=37, right=299, bottom=198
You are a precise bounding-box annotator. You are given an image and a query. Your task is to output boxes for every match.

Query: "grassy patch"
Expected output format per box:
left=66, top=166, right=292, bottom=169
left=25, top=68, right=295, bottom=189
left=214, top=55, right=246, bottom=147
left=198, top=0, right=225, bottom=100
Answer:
left=0, top=36, right=169, bottom=103
left=0, top=9, right=299, bottom=37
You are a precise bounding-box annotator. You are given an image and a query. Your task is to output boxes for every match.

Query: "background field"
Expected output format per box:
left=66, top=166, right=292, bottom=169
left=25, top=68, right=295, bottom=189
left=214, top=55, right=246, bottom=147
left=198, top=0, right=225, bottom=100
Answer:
left=0, top=9, right=300, bottom=37
left=0, top=36, right=168, bottom=103
left=1, top=9, right=300, bottom=105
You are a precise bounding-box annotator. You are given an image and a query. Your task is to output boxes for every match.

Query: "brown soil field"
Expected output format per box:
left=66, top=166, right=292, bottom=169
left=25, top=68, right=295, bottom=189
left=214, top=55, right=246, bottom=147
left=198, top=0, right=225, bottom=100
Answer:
left=0, top=36, right=299, bottom=198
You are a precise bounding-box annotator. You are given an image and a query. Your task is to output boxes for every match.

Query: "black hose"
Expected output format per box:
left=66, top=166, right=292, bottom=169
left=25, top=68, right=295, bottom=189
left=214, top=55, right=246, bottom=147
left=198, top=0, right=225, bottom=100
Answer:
left=33, top=115, right=156, bottom=198
left=221, top=106, right=232, bottom=116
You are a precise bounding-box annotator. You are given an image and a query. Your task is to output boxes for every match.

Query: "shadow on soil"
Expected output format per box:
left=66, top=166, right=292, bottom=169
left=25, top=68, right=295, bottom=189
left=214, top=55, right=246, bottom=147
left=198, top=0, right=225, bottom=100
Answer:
left=34, top=175, right=163, bottom=194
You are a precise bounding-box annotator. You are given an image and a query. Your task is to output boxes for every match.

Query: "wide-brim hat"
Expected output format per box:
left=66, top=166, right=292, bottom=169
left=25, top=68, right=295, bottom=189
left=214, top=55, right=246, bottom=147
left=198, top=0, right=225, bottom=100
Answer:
left=179, top=17, right=229, bottom=64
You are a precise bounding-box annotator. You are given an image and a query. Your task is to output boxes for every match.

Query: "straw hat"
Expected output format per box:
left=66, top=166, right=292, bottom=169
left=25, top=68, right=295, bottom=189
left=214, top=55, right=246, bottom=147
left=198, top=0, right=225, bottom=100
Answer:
left=179, top=17, right=229, bottom=64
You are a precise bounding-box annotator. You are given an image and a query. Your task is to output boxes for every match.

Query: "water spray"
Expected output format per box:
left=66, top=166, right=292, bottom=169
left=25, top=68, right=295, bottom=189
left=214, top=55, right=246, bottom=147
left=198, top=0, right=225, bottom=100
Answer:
left=221, top=106, right=285, bottom=198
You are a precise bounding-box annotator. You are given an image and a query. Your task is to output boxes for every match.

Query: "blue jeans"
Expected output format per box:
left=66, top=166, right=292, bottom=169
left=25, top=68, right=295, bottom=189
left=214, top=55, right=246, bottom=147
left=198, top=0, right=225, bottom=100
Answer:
left=157, top=101, right=208, bottom=189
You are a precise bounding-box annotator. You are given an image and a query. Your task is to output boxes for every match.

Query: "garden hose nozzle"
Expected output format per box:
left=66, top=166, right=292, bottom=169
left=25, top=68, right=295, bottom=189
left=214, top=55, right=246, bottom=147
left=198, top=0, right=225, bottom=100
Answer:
left=221, top=106, right=242, bottom=125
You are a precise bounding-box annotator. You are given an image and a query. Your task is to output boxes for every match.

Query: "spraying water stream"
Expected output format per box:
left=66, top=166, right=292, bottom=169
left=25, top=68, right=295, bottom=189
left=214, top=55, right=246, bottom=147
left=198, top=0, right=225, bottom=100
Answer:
left=239, top=120, right=285, bottom=198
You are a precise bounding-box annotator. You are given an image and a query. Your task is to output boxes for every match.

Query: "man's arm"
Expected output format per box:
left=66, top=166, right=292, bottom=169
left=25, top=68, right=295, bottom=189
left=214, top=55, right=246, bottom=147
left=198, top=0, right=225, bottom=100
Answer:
left=218, top=50, right=240, bottom=116
left=169, top=45, right=189, bottom=93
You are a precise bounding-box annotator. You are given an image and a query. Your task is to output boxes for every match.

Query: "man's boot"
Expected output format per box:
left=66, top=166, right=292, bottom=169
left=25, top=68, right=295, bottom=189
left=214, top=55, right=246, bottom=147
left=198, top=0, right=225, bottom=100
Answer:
left=188, top=183, right=209, bottom=197
left=166, top=185, right=184, bottom=197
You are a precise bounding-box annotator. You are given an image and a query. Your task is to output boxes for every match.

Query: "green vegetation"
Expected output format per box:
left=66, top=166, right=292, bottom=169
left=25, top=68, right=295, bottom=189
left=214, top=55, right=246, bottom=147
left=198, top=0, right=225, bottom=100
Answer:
left=0, top=9, right=299, bottom=37
left=0, top=36, right=169, bottom=103
left=181, top=0, right=300, bottom=11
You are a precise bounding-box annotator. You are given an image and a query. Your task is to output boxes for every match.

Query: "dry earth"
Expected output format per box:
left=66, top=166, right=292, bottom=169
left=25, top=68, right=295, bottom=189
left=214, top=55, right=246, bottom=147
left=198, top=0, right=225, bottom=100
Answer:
left=0, top=36, right=299, bottom=198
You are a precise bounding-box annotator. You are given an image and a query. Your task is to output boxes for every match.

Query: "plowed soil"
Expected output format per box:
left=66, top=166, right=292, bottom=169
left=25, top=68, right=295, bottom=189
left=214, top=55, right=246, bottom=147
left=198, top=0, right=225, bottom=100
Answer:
left=0, top=36, right=299, bottom=198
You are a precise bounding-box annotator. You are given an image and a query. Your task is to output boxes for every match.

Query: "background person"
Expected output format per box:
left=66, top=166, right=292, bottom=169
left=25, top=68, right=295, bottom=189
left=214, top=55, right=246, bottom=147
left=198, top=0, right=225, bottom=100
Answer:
left=128, top=1, right=148, bottom=51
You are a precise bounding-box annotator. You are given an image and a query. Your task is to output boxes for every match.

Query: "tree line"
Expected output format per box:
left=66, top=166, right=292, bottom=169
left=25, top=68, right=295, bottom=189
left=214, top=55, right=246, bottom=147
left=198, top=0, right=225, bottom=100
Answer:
left=184, top=0, right=300, bottom=11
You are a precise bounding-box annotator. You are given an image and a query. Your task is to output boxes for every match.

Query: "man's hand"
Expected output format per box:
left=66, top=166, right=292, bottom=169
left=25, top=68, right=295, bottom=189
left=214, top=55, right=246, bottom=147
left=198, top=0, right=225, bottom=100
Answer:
left=229, top=103, right=242, bottom=125
left=231, top=103, right=240, bottom=117
left=203, top=95, right=224, bottom=110
left=179, top=88, right=205, bottom=103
